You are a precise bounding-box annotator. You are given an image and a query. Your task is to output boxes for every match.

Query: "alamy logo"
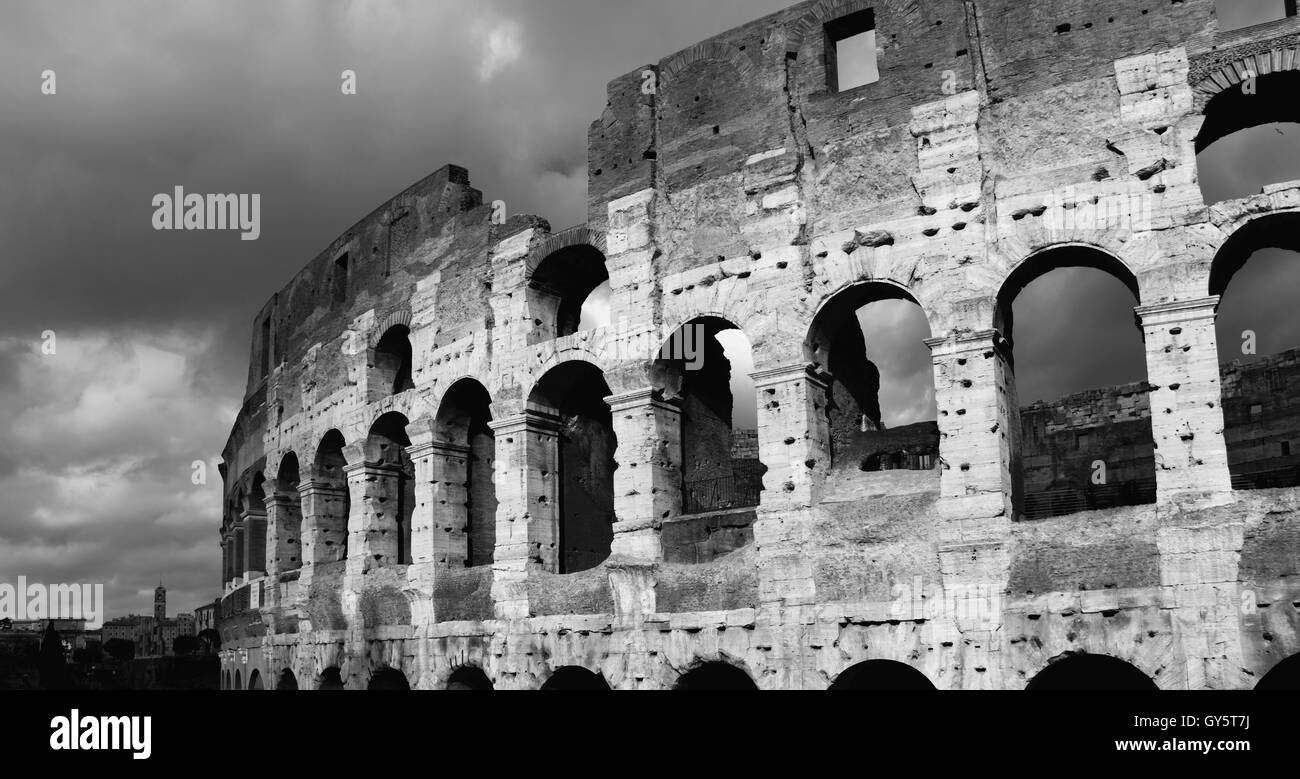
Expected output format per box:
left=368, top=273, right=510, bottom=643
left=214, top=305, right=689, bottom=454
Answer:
left=49, top=710, right=151, bottom=760
left=151, top=186, right=261, bottom=240
left=0, top=577, right=103, bottom=629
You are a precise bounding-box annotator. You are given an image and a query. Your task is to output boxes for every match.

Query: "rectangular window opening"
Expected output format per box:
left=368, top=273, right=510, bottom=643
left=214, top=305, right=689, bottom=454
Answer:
left=332, top=253, right=349, bottom=304
left=825, top=8, right=879, bottom=93
left=1216, top=0, right=1295, bottom=32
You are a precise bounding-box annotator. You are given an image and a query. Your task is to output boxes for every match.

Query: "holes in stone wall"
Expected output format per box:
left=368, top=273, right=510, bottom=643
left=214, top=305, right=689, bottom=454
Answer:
left=367, top=412, right=416, bottom=566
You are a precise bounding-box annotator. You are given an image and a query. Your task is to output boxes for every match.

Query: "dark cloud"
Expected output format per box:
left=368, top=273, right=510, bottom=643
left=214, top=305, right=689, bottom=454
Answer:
left=2, top=0, right=1297, bottom=617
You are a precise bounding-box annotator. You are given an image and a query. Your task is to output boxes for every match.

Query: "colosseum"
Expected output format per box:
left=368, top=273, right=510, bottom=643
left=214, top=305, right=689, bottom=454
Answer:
left=217, top=0, right=1300, bottom=690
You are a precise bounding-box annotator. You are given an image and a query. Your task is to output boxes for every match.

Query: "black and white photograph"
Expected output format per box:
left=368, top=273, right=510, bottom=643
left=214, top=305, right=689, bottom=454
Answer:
left=1, top=0, right=1297, bottom=763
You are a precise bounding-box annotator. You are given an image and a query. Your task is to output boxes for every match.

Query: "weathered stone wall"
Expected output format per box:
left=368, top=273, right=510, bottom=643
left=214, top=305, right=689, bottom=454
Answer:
left=217, top=0, right=1300, bottom=689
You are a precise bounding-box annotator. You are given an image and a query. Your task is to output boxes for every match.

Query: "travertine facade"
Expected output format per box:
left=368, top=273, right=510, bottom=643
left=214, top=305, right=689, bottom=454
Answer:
left=218, top=0, right=1300, bottom=690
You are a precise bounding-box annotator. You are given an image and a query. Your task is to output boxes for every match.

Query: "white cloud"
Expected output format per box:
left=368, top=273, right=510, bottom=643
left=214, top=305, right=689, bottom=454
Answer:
left=476, top=17, right=523, bottom=81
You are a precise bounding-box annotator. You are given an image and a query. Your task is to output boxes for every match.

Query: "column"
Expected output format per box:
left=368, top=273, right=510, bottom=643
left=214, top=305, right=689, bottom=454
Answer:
left=926, top=329, right=1018, bottom=526
left=406, top=429, right=471, bottom=568
left=240, top=509, right=267, bottom=581
left=298, top=473, right=348, bottom=565
left=1134, top=297, right=1233, bottom=507
left=262, top=477, right=302, bottom=578
left=750, top=365, right=830, bottom=607
left=488, top=410, right=561, bottom=618
left=604, top=388, right=680, bottom=563
left=342, top=450, right=406, bottom=573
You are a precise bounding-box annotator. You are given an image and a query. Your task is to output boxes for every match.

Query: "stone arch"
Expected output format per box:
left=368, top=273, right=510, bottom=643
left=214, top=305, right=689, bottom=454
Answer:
left=1025, top=652, right=1158, bottom=691
left=248, top=669, right=264, bottom=690
left=993, top=244, right=1155, bottom=519
left=528, top=360, right=617, bottom=573
left=432, top=378, right=498, bottom=567
left=526, top=226, right=607, bottom=274
left=312, top=429, right=350, bottom=562
left=1208, top=210, right=1300, bottom=488
left=654, top=316, right=766, bottom=518
left=370, top=308, right=413, bottom=347
left=367, top=666, right=411, bottom=690
left=526, top=235, right=609, bottom=340
left=828, top=659, right=936, bottom=690
left=1209, top=210, right=1300, bottom=300
left=372, top=323, right=415, bottom=398
left=659, top=41, right=756, bottom=87
left=446, top=665, right=494, bottom=690
left=234, top=669, right=242, bottom=691
left=318, top=666, right=345, bottom=690
left=673, top=659, right=759, bottom=690
left=994, top=243, right=1143, bottom=345
left=1255, top=652, right=1300, bottom=690
left=1194, top=54, right=1300, bottom=149
left=540, top=666, right=612, bottom=690
left=362, top=411, right=416, bottom=566
left=805, top=280, right=938, bottom=476
left=276, top=668, right=299, bottom=691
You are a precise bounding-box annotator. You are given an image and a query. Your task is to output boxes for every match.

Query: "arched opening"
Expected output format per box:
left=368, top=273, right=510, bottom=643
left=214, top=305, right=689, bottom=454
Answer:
left=434, top=379, right=498, bottom=567
left=1212, top=214, right=1300, bottom=489
left=528, top=361, right=616, bottom=573
left=1255, top=653, right=1300, bottom=690
left=276, top=668, right=299, bottom=691
left=529, top=243, right=609, bottom=339
left=366, top=413, right=416, bottom=565
left=373, top=325, right=415, bottom=397
left=245, top=472, right=268, bottom=578
left=446, top=666, right=494, bottom=690
left=314, top=430, right=351, bottom=560
left=234, top=669, right=242, bottom=691
left=674, top=661, right=758, bottom=690
left=540, top=666, right=611, bottom=690
left=828, top=660, right=936, bottom=690
left=1026, top=654, right=1158, bottom=690
left=996, top=247, right=1155, bottom=519
left=318, top=667, right=345, bottom=691
left=273, top=453, right=303, bottom=573
left=578, top=280, right=613, bottom=331
left=807, top=283, right=939, bottom=494
left=222, top=670, right=230, bottom=691
left=367, top=667, right=411, bottom=690
left=655, top=317, right=765, bottom=518
left=248, top=669, right=263, bottom=690
left=1196, top=69, right=1300, bottom=204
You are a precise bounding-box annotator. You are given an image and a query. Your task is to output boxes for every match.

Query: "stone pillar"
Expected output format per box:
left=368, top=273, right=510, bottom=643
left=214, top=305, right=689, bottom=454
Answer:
left=926, top=329, right=1018, bottom=527
left=240, top=509, right=267, bottom=581
left=604, top=388, right=680, bottom=563
left=262, top=477, right=302, bottom=578
left=222, top=536, right=234, bottom=587
left=298, top=474, right=348, bottom=565
left=233, top=524, right=246, bottom=583
left=750, top=365, right=830, bottom=608
left=488, top=411, right=561, bottom=618
left=407, top=429, right=471, bottom=568
left=342, top=451, right=406, bottom=573
left=1134, top=297, right=1233, bottom=507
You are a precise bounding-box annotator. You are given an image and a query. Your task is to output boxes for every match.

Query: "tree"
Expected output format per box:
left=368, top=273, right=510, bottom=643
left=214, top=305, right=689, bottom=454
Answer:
left=197, top=628, right=221, bottom=653
left=173, top=634, right=198, bottom=656
left=38, top=622, right=72, bottom=690
left=103, top=638, right=135, bottom=662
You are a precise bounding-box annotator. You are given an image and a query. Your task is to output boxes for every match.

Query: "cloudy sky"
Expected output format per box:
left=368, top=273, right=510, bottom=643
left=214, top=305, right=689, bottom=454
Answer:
left=0, top=0, right=1297, bottom=618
